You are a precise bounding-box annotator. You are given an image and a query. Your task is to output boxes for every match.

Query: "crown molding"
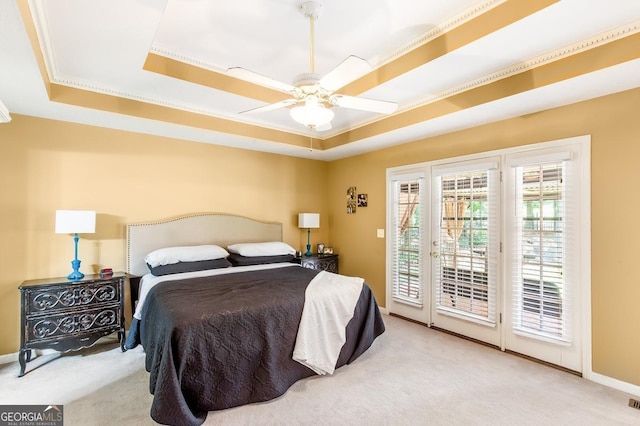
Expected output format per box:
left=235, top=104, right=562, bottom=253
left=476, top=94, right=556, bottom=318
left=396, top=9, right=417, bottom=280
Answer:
left=374, top=0, right=507, bottom=67
left=402, top=19, right=640, bottom=112
left=149, top=46, right=228, bottom=74
left=0, top=99, right=11, bottom=123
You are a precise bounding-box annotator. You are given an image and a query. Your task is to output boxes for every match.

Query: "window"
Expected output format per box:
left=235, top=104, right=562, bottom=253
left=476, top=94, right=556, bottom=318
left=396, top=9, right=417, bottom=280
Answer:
left=391, top=175, right=424, bottom=306
left=512, top=160, right=569, bottom=341
left=432, top=161, right=499, bottom=325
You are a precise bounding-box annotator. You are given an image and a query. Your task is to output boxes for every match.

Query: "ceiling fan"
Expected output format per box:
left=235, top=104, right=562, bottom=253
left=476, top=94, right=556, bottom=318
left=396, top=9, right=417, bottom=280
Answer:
left=227, top=1, right=398, bottom=131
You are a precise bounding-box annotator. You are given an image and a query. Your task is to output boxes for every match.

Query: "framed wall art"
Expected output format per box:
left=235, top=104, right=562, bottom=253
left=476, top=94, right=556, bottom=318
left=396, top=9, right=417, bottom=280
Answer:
left=347, top=186, right=356, bottom=214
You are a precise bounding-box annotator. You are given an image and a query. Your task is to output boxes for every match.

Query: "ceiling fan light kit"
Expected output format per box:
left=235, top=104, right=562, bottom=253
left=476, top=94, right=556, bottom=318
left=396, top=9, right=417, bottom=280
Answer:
left=229, top=0, right=398, bottom=131
left=290, top=96, right=334, bottom=128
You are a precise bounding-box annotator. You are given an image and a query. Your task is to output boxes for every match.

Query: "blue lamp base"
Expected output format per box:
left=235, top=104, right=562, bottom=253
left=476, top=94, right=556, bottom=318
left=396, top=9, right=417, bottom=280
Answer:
left=67, top=233, right=85, bottom=281
left=67, top=259, right=85, bottom=281
left=305, top=228, right=313, bottom=257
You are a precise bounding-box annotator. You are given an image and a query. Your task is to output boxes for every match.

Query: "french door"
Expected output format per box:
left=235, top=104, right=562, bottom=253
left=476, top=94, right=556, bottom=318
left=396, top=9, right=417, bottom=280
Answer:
left=386, top=170, right=430, bottom=324
left=430, top=158, right=501, bottom=346
left=387, top=137, right=589, bottom=373
left=502, top=144, right=586, bottom=372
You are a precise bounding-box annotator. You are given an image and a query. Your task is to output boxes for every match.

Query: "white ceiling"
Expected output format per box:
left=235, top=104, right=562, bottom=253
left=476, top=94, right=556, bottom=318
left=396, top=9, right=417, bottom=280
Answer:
left=1, top=0, right=640, bottom=160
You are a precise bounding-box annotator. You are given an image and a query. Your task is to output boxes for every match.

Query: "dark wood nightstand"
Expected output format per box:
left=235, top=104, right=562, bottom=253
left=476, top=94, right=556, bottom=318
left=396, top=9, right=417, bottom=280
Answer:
left=18, top=273, right=127, bottom=377
left=294, top=253, right=339, bottom=273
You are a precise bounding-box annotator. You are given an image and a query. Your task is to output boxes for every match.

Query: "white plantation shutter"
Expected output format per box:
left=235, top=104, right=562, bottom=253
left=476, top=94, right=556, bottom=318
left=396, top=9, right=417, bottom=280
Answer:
left=391, top=173, right=424, bottom=306
left=386, top=138, right=587, bottom=369
left=508, top=150, right=574, bottom=343
left=432, top=160, right=499, bottom=325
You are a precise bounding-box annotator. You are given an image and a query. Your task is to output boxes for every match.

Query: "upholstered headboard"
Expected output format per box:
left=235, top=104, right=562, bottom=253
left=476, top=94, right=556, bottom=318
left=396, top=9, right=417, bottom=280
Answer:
left=126, top=213, right=283, bottom=277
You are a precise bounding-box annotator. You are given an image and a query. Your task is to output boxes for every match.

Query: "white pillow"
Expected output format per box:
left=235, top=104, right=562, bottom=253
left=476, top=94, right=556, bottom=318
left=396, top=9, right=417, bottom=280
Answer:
left=144, top=244, right=229, bottom=267
left=227, top=241, right=296, bottom=257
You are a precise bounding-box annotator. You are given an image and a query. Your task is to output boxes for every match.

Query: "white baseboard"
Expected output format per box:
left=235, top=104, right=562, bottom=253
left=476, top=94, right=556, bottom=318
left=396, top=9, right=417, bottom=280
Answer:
left=589, top=371, right=640, bottom=397
left=378, top=307, right=389, bottom=315
left=0, top=352, right=17, bottom=365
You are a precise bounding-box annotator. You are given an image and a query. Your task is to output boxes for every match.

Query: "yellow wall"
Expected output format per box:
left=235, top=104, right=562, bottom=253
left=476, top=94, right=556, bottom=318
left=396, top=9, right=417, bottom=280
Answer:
left=327, top=87, right=640, bottom=387
left=0, top=116, right=328, bottom=354
left=2, top=87, right=640, bottom=388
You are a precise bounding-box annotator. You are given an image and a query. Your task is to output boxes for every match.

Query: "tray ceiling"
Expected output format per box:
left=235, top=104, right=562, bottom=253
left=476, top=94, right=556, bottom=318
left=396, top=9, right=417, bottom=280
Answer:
left=1, top=0, right=640, bottom=160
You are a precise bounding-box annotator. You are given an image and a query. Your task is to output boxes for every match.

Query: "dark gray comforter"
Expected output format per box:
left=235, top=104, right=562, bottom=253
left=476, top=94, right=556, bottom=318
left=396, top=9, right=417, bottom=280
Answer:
left=138, top=266, right=385, bottom=426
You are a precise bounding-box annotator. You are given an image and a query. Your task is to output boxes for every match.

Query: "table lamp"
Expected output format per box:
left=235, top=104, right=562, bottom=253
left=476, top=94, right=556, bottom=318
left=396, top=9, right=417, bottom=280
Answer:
left=55, top=210, right=96, bottom=281
left=298, top=213, right=319, bottom=257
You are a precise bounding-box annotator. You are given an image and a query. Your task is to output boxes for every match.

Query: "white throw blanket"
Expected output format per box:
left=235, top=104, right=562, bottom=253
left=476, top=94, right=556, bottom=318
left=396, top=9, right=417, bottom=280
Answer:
left=293, top=270, right=364, bottom=375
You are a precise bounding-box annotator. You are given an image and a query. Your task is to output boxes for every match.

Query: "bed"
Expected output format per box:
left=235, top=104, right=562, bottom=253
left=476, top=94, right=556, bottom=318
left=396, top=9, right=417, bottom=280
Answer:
left=124, top=213, right=385, bottom=426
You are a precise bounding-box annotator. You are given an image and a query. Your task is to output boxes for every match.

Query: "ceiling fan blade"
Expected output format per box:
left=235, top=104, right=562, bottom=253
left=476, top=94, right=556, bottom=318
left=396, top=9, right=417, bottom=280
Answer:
left=331, top=94, right=398, bottom=114
left=240, top=99, right=297, bottom=114
left=227, top=67, right=296, bottom=94
left=319, top=55, right=372, bottom=92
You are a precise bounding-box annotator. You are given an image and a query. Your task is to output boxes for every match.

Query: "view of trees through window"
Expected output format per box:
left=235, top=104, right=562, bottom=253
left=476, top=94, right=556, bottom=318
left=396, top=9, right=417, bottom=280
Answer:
left=393, top=180, right=421, bottom=303
left=392, top=161, right=567, bottom=334
left=517, top=162, right=565, bottom=337
left=437, top=172, right=491, bottom=319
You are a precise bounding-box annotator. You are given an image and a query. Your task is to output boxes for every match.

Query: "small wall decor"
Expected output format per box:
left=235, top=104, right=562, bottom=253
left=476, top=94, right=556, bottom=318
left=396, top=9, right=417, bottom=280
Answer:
left=357, top=193, right=368, bottom=207
left=317, top=243, right=325, bottom=255
left=347, top=186, right=357, bottom=214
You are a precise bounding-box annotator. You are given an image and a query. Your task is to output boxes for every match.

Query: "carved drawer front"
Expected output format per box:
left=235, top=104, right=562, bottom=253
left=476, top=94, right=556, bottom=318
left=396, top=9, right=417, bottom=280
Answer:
left=26, top=305, right=121, bottom=342
left=317, top=259, right=337, bottom=272
left=301, top=256, right=338, bottom=273
left=26, top=280, right=121, bottom=315
left=302, top=262, right=317, bottom=269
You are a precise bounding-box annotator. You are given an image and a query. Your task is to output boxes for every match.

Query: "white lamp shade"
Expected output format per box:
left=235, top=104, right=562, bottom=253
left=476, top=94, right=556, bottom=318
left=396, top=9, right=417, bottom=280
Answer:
left=55, top=210, right=96, bottom=234
left=298, top=213, right=320, bottom=229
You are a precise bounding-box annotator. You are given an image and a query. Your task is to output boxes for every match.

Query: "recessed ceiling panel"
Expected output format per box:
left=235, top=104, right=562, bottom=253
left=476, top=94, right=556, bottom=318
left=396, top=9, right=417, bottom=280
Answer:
left=0, top=0, right=638, bottom=160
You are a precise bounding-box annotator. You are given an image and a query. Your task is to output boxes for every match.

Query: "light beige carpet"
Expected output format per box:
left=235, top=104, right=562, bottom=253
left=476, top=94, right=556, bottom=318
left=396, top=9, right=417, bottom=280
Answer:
left=1, top=315, right=638, bottom=425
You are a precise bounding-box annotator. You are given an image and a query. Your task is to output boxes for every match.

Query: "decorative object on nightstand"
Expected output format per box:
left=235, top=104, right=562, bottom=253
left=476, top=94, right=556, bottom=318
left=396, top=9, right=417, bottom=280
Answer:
left=55, top=210, right=96, bottom=281
left=298, top=212, right=319, bottom=257
left=294, top=253, right=339, bottom=273
left=100, top=268, right=113, bottom=278
left=18, top=273, right=127, bottom=377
